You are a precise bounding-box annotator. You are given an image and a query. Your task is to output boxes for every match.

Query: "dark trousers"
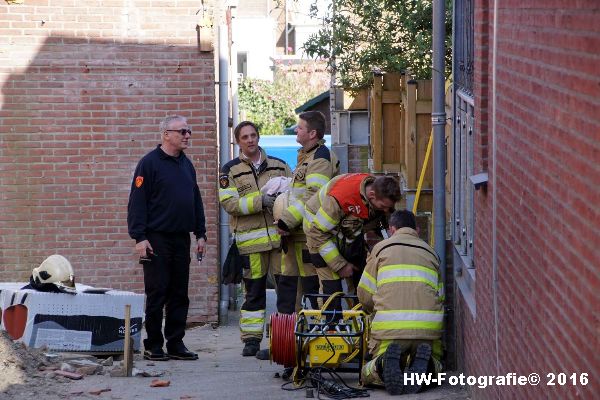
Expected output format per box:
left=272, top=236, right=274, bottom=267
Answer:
left=276, top=275, right=321, bottom=313
left=242, top=275, right=268, bottom=312
left=322, top=279, right=344, bottom=312
left=143, top=231, right=191, bottom=351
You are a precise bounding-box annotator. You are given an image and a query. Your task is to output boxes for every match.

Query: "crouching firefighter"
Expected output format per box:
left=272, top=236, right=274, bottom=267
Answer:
left=358, top=210, right=444, bottom=395
left=303, top=173, right=400, bottom=309
left=218, top=121, right=291, bottom=357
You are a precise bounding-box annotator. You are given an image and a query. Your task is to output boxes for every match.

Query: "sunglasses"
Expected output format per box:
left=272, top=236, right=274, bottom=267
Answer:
left=165, top=128, right=192, bottom=135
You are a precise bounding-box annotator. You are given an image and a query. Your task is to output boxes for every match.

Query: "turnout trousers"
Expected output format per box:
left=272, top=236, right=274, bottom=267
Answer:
left=278, top=236, right=320, bottom=313
left=239, top=249, right=281, bottom=342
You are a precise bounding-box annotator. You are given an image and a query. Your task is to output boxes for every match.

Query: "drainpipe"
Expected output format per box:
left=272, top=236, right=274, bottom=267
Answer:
left=432, top=0, right=446, bottom=283
left=218, top=24, right=231, bottom=324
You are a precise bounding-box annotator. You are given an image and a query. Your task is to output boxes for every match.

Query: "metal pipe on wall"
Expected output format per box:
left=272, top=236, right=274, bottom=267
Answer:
left=432, top=0, right=447, bottom=283
left=218, top=24, right=231, bottom=324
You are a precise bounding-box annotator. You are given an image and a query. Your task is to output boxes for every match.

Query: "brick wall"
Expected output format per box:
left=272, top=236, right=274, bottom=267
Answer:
left=0, top=0, right=219, bottom=322
left=348, top=144, right=369, bottom=173
left=456, top=1, right=600, bottom=398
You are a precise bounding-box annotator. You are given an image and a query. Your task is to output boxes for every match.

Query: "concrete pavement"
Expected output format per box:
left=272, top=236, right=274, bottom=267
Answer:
left=68, top=301, right=470, bottom=400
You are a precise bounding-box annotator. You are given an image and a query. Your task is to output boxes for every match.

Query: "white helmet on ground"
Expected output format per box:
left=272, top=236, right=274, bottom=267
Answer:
left=272, top=191, right=290, bottom=222
left=31, top=254, right=76, bottom=294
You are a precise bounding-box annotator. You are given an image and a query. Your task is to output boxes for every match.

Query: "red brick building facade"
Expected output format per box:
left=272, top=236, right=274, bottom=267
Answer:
left=0, top=1, right=219, bottom=322
left=453, top=1, right=599, bottom=398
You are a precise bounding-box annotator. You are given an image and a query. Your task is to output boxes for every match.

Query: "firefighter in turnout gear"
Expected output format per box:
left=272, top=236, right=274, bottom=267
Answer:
left=358, top=210, right=444, bottom=395
left=275, top=111, right=340, bottom=313
left=303, top=173, right=401, bottom=305
left=219, top=121, right=291, bottom=357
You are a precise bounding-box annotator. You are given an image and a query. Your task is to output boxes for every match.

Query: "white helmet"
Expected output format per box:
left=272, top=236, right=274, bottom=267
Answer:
left=32, top=255, right=76, bottom=294
left=273, top=191, right=290, bottom=221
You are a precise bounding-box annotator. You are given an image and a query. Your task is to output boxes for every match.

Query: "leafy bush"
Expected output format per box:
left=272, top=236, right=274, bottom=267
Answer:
left=302, top=0, right=452, bottom=91
left=238, top=64, right=329, bottom=135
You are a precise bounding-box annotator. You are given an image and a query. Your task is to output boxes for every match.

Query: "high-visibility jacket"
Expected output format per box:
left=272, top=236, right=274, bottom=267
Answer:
left=303, top=173, right=376, bottom=272
left=219, top=147, right=291, bottom=255
left=357, top=227, right=443, bottom=341
left=279, top=140, right=339, bottom=239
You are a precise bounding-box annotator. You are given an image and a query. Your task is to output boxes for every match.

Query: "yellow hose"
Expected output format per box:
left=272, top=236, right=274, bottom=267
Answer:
left=412, top=130, right=433, bottom=214
left=412, top=130, right=434, bottom=246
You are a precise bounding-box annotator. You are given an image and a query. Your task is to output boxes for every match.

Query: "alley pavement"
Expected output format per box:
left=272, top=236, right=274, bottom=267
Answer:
left=68, top=299, right=470, bottom=399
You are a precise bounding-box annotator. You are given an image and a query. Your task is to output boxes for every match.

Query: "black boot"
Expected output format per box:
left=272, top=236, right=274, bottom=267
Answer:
left=383, top=343, right=405, bottom=395
left=403, top=343, right=432, bottom=394
left=242, top=339, right=260, bottom=357
left=255, top=348, right=270, bottom=360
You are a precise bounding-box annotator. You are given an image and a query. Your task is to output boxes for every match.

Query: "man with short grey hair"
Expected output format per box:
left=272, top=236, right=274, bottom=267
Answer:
left=128, top=115, right=206, bottom=361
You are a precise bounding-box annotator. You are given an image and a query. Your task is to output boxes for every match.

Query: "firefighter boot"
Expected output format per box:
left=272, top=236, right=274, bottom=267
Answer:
left=242, top=339, right=261, bottom=357
left=403, top=343, right=432, bottom=394
left=382, top=343, right=405, bottom=395
left=256, top=348, right=270, bottom=360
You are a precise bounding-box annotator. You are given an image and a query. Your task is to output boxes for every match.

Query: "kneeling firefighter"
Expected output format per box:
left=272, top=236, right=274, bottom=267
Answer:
left=358, top=210, right=444, bottom=395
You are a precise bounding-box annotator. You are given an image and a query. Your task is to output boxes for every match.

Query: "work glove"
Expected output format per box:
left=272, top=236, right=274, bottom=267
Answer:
left=262, top=193, right=276, bottom=209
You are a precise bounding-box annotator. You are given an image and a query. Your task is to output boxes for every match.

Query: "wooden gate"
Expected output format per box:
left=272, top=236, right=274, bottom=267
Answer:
left=369, top=72, right=433, bottom=211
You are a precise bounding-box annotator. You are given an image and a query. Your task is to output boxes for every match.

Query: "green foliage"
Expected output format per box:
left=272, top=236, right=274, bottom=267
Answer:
left=238, top=79, right=295, bottom=135
left=238, top=67, right=329, bottom=135
left=302, top=0, right=452, bottom=91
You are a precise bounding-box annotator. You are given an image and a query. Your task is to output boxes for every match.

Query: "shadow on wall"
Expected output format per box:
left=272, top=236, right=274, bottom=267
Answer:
left=0, top=35, right=217, bottom=293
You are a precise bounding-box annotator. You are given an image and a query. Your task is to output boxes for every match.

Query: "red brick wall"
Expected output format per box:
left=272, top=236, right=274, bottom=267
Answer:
left=0, top=1, right=219, bottom=322
left=348, top=144, right=369, bottom=173
left=456, top=1, right=600, bottom=398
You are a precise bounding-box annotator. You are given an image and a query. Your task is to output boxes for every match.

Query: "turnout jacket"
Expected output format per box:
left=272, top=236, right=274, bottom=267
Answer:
left=278, top=140, right=339, bottom=239
left=303, top=173, right=376, bottom=272
left=357, top=228, right=443, bottom=341
left=219, top=147, right=291, bottom=255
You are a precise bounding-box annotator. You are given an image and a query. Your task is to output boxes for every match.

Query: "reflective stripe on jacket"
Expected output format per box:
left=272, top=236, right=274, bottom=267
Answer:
left=219, top=147, right=291, bottom=255
left=357, top=228, right=443, bottom=340
left=279, top=140, right=339, bottom=240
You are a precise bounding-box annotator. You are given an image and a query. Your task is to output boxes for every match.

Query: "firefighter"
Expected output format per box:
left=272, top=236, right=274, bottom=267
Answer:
left=303, top=173, right=401, bottom=303
left=218, top=121, right=291, bottom=357
left=275, top=111, right=340, bottom=315
left=358, top=210, right=444, bottom=395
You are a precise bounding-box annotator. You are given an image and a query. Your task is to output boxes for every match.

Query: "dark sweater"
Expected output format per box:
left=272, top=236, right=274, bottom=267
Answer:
left=127, top=145, right=206, bottom=243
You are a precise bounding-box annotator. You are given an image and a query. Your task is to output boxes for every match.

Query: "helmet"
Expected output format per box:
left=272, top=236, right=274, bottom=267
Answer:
left=272, top=191, right=290, bottom=221
left=31, top=255, right=76, bottom=294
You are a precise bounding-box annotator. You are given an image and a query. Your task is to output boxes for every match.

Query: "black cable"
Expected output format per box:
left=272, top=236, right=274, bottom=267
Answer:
left=308, top=368, right=370, bottom=399
left=281, top=303, right=370, bottom=399
left=309, top=331, right=368, bottom=399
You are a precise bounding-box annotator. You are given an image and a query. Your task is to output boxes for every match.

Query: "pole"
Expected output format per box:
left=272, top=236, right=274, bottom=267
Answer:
left=432, top=0, right=446, bottom=283
left=218, top=25, right=231, bottom=324
left=123, top=304, right=133, bottom=377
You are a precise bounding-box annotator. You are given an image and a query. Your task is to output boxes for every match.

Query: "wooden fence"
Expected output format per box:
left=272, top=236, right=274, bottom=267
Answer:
left=369, top=72, right=433, bottom=211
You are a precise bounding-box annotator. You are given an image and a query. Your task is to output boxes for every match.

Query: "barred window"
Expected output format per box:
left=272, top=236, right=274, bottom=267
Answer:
left=453, top=0, right=475, bottom=282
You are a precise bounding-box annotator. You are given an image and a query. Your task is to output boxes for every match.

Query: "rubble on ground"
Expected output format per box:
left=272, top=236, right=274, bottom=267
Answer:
left=0, top=329, right=153, bottom=399
left=0, top=330, right=68, bottom=399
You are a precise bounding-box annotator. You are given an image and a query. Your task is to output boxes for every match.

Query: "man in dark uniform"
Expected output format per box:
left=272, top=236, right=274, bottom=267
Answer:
left=128, top=115, right=206, bottom=361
